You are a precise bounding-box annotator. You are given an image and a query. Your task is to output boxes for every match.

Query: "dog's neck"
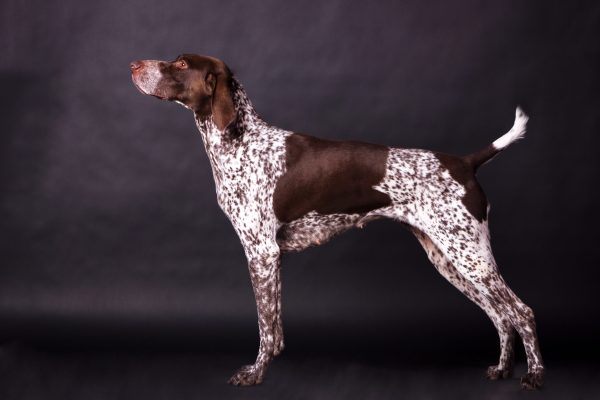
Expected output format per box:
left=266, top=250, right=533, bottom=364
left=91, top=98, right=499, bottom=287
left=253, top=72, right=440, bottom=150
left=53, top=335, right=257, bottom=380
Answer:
left=194, top=76, right=266, bottom=149
left=229, top=77, right=268, bottom=135
left=193, top=76, right=269, bottom=188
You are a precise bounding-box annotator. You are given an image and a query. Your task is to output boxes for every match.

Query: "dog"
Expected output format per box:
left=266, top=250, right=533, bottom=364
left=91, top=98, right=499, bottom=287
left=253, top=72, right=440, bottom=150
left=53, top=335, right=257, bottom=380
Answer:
left=130, top=54, right=544, bottom=389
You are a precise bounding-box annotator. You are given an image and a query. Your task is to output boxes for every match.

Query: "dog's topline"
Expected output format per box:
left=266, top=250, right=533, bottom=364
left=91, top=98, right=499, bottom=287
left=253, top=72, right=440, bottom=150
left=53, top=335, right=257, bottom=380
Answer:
left=130, top=54, right=544, bottom=389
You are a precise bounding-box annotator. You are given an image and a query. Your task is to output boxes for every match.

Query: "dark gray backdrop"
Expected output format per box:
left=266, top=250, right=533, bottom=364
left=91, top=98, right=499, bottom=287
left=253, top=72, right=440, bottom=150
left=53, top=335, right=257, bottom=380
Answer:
left=1, top=0, right=599, bottom=390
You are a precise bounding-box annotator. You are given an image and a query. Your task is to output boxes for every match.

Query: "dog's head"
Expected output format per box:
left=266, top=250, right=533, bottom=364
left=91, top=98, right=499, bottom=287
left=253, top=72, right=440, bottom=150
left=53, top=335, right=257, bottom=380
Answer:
left=130, top=54, right=235, bottom=131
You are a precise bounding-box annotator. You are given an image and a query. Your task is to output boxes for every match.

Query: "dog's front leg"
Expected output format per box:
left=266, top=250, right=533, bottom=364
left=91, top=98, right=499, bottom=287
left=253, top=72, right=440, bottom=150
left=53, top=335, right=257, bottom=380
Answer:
left=273, top=269, right=284, bottom=356
left=228, top=251, right=281, bottom=386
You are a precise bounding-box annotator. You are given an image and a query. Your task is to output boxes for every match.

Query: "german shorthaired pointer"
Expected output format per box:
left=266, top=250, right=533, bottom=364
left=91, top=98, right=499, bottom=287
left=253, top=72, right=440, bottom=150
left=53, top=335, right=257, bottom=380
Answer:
left=130, top=54, right=544, bottom=389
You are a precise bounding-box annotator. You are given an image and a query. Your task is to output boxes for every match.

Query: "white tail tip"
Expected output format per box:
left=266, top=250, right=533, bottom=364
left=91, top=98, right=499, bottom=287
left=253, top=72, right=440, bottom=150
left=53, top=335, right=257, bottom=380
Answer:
left=492, top=107, right=529, bottom=150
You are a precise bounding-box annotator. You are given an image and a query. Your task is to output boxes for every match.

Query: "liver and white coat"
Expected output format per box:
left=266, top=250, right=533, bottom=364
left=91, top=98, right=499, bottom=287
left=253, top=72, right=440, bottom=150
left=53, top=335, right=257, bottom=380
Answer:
left=130, top=54, right=544, bottom=389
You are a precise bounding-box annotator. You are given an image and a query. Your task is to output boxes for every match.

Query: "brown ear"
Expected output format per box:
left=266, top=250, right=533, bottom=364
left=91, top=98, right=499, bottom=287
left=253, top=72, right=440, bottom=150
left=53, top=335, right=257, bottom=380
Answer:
left=209, top=70, right=236, bottom=132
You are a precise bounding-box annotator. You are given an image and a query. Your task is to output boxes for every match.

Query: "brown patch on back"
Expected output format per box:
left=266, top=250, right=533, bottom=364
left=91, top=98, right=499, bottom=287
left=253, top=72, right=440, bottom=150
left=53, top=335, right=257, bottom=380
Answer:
left=273, top=134, right=392, bottom=223
left=435, top=152, right=488, bottom=222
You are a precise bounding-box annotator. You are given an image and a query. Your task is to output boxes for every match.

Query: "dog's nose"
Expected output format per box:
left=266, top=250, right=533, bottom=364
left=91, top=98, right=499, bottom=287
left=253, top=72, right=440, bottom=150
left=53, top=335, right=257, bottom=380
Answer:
left=130, top=61, right=143, bottom=71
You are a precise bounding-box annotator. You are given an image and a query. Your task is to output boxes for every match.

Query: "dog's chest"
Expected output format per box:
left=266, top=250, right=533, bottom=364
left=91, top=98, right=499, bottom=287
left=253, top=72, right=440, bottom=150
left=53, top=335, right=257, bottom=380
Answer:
left=201, top=123, right=290, bottom=226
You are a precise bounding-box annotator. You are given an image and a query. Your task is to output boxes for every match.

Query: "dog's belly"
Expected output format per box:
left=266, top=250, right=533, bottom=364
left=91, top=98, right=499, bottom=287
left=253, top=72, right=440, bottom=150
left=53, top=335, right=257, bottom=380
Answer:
left=276, top=211, right=362, bottom=252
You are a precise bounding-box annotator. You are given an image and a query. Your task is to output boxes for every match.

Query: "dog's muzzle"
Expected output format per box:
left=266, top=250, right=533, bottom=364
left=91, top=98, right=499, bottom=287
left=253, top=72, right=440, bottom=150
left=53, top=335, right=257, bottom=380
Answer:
left=130, top=60, right=165, bottom=98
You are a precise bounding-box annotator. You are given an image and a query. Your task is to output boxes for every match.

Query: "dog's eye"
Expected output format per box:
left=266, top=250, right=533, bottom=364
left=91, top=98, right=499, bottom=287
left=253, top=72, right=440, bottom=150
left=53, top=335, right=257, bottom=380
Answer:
left=176, top=60, right=187, bottom=69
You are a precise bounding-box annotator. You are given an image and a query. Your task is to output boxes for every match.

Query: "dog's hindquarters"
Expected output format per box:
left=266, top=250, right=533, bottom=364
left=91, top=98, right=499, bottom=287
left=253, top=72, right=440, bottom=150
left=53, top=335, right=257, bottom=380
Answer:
left=374, top=143, right=544, bottom=389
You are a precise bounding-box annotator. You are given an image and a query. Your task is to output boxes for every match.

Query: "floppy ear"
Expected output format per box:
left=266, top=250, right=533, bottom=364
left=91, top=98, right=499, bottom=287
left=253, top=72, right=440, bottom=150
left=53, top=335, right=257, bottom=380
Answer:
left=208, top=70, right=236, bottom=132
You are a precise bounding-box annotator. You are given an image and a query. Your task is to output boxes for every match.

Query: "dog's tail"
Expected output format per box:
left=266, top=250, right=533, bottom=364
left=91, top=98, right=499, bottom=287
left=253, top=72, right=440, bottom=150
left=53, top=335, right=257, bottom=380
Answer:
left=464, top=107, right=528, bottom=170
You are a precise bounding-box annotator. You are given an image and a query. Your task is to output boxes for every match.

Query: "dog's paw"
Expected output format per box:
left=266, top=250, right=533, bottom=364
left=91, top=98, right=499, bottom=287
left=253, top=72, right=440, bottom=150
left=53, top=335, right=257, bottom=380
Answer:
left=486, top=365, right=513, bottom=380
left=228, top=364, right=264, bottom=386
left=520, top=369, right=544, bottom=390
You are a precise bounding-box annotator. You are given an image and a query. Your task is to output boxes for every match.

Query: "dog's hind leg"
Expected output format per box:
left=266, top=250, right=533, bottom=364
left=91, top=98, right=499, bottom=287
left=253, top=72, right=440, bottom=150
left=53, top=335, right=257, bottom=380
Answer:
left=420, top=220, right=544, bottom=389
left=410, top=227, right=516, bottom=379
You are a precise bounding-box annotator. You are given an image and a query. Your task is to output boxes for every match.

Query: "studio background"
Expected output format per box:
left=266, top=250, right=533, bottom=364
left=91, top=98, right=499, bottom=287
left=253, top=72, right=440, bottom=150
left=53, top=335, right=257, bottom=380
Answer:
left=1, top=1, right=599, bottom=398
